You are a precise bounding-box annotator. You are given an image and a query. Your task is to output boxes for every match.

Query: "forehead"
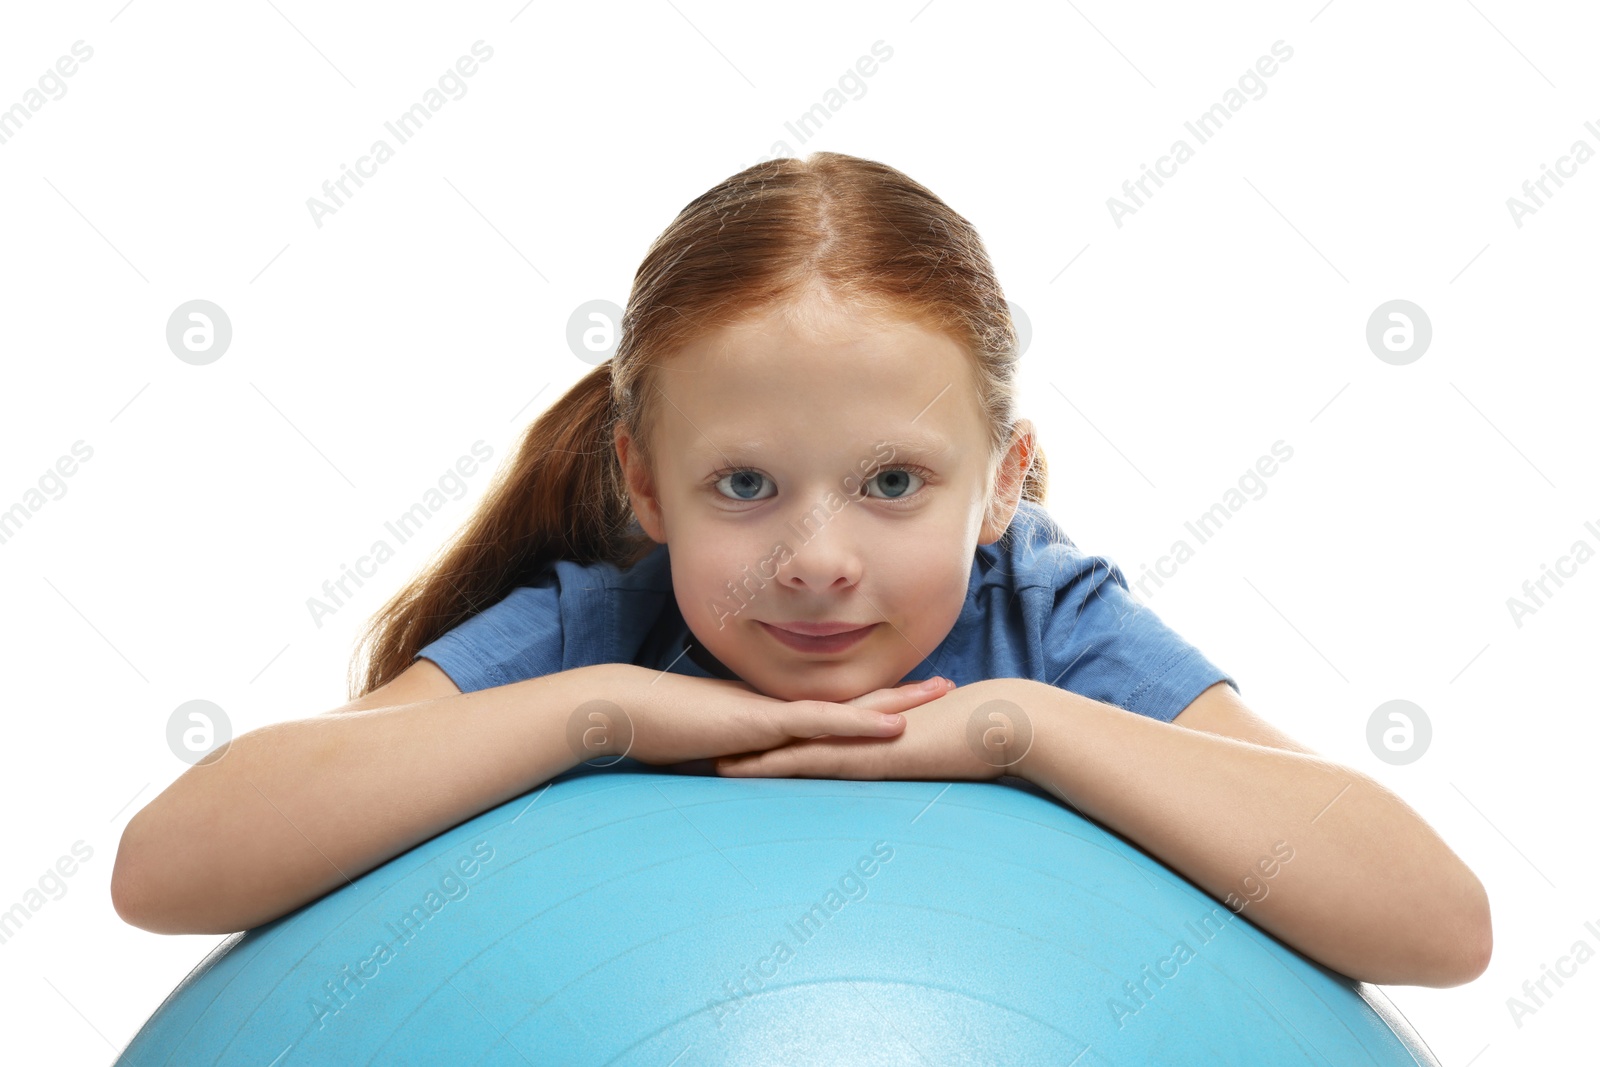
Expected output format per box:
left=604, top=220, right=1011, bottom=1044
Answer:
left=651, top=299, right=986, bottom=458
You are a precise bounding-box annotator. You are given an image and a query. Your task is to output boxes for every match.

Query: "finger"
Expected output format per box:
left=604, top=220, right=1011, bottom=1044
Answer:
left=720, top=739, right=824, bottom=778
left=716, top=752, right=773, bottom=777
left=722, top=736, right=887, bottom=780
left=846, top=677, right=954, bottom=714
left=897, top=677, right=956, bottom=707
left=789, top=701, right=908, bottom=742
left=663, top=758, right=718, bottom=776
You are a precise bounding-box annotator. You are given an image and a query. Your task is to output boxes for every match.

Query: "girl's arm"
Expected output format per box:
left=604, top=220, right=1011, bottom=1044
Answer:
left=1007, top=678, right=1492, bottom=988
left=112, top=660, right=612, bottom=935
left=112, top=660, right=926, bottom=935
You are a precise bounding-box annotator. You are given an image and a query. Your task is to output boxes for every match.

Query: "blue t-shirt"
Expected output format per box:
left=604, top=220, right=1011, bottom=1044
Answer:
left=414, top=499, right=1237, bottom=722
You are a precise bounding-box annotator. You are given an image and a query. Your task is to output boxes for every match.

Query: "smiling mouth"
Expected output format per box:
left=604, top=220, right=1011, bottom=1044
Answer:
left=758, top=621, right=878, bottom=654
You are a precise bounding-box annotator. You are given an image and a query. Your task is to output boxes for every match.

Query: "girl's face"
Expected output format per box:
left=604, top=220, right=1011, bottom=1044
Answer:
left=615, top=290, right=1031, bottom=703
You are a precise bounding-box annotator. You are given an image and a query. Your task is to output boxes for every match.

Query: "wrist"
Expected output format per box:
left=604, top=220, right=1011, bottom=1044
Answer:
left=565, top=662, right=650, bottom=764
left=984, top=677, right=1070, bottom=781
left=958, top=677, right=1041, bottom=779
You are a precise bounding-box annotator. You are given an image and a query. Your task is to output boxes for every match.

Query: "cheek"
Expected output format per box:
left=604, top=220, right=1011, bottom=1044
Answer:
left=877, top=545, right=971, bottom=622
left=677, top=547, right=776, bottom=636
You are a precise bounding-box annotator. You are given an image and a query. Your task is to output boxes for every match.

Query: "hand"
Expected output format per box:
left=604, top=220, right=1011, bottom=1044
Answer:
left=581, top=665, right=956, bottom=769
left=713, top=678, right=1031, bottom=781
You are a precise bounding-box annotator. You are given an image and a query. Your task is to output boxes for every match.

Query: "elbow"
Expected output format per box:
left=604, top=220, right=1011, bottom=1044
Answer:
left=1432, top=917, right=1492, bottom=988
left=111, top=814, right=170, bottom=933
left=1418, top=871, right=1494, bottom=988
left=110, top=871, right=155, bottom=933
left=111, top=813, right=184, bottom=935
left=1452, top=877, right=1494, bottom=985
left=110, top=820, right=152, bottom=931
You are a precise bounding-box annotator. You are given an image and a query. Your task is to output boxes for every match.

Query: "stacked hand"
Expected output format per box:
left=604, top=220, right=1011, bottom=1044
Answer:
left=595, top=665, right=1032, bottom=781
left=592, top=662, right=1036, bottom=780
left=712, top=676, right=1027, bottom=781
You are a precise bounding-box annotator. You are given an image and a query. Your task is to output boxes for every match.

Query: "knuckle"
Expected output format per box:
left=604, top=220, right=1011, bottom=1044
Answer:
left=799, top=699, right=832, bottom=729
left=738, top=701, right=778, bottom=736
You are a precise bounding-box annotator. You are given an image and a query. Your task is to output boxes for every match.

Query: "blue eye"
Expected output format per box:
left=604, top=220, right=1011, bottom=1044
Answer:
left=864, top=468, right=922, bottom=500
left=714, top=469, right=772, bottom=501
left=709, top=466, right=930, bottom=504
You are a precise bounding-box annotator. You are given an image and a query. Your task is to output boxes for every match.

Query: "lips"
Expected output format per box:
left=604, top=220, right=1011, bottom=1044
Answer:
left=759, top=621, right=878, bottom=654
left=770, top=621, right=874, bottom=636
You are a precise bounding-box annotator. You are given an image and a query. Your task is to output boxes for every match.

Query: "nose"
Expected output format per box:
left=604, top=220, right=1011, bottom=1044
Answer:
left=774, top=509, right=865, bottom=592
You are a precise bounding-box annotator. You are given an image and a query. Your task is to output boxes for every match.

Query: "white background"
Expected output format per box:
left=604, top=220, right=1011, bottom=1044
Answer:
left=2, top=1, right=1596, bottom=1063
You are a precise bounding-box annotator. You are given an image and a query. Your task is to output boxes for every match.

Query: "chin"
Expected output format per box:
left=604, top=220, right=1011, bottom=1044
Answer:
left=783, top=676, right=874, bottom=704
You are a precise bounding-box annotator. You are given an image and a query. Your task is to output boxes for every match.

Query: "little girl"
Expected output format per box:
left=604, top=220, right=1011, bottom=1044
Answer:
left=112, top=152, right=1490, bottom=989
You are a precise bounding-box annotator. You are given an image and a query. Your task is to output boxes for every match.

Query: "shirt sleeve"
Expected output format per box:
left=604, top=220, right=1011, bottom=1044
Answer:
left=1040, top=553, right=1238, bottom=722
left=413, top=581, right=563, bottom=695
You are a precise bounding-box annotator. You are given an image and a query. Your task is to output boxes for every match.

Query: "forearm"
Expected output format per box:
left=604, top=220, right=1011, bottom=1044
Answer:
left=1004, top=678, right=1490, bottom=987
left=113, top=663, right=619, bottom=935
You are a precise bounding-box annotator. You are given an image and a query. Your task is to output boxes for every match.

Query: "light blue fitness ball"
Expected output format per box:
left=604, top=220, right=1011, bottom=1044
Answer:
left=116, top=763, right=1441, bottom=1065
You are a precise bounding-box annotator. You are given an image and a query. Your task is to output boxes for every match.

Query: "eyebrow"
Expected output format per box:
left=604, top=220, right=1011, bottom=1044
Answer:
left=689, top=434, right=957, bottom=462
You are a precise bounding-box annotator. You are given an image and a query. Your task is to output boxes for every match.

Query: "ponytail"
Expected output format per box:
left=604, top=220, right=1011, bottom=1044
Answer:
left=350, top=360, right=652, bottom=698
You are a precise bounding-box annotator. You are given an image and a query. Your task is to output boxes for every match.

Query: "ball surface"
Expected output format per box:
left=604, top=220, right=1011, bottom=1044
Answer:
left=116, top=763, right=1441, bottom=1065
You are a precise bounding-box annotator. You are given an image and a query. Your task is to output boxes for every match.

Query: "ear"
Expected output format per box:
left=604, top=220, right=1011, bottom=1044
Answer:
left=613, top=423, right=668, bottom=544
left=978, top=420, right=1036, bottom=545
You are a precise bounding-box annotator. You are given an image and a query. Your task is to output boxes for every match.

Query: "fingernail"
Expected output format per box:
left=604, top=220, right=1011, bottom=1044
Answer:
left=921, top=677, right=944, bottom=690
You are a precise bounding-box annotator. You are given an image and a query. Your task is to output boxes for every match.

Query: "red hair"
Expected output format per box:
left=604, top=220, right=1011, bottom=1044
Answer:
left=350, top=151, right=1046, bottom=698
